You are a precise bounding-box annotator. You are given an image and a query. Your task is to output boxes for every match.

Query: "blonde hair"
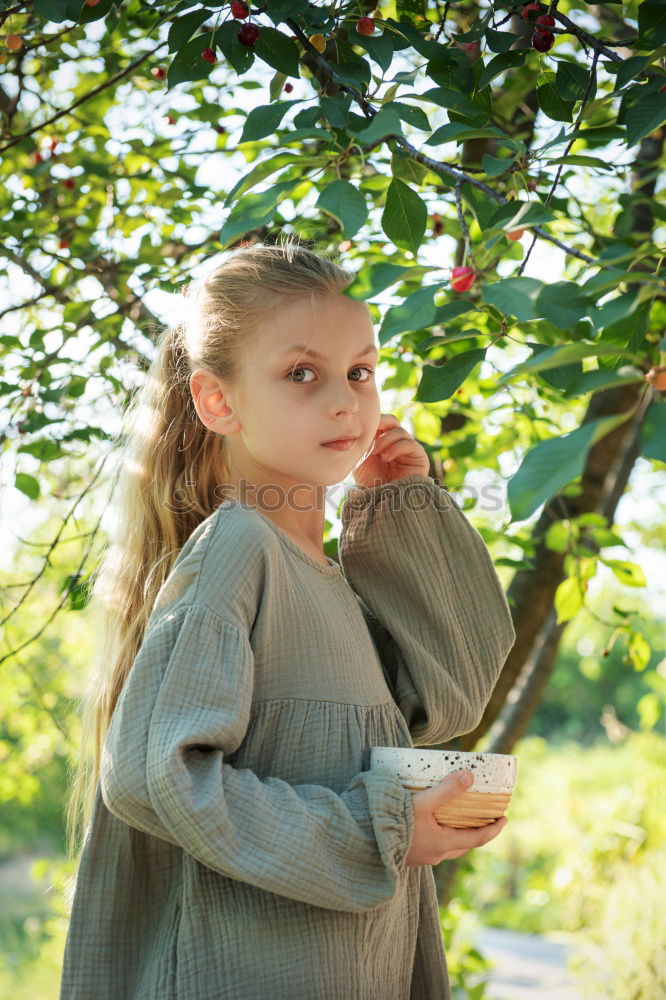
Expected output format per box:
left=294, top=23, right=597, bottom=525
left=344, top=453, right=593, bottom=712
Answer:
left=65, top=235, right=355, bottom=858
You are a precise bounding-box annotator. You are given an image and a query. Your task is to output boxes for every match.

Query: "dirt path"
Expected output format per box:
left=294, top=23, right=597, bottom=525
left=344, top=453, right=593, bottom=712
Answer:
left=473, top=926, right=582, bottom=999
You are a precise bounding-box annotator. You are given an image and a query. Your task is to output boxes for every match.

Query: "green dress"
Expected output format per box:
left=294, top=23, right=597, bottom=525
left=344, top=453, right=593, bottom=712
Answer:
left=59, top=474, right=515, bottom=999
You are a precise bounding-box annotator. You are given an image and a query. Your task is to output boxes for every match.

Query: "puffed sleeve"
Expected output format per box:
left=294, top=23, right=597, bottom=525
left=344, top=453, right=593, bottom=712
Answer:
left=100, top=600, right=415, bottom=914
left=338, top=474, right=516, bottom=746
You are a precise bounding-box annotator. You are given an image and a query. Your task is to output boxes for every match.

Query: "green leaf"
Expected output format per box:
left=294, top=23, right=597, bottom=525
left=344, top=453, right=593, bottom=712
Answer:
left=481, top=153, right=516, bottom=178
left=167, top=32, right=218, bottom=88
left=239, top=101, right=299, bottom=142
left=590, top=292, right=641, bottom=334
left=545, top=154, right=613, bottom=170
left=507, top=410, right=634, bottom=522
left=562, top=367, right=644, bottom=397
left=612, top=55, right=650, bottom=91
left=168, top=9, right=212, bottom=53
left=420, top=87, right=488, bottom=125
left=555, top=577, right=584, bottom=624
left=350, top=108, right=403, bottom=144
left=383, top=101, right=431, bottom=131
left=535, top=281, right=590, bottom=329
left=555, top=61, right=594, bottom=103
left=487, top=199, right=557, bottom=231
left=331, top=58, right=372, bottom=90
left=433, top=301, right=476, bottom=325
left=15, top=472, right=40, bottom=500
left=378, top=285, right=443, bottom=345
left=34, top=0, right=111, bottom=21
left=415, top=348, right=487, bottom=402
left=390, top=150, right=430, bottom=185
left=426, top=49, right=474, bottom=93
left=216, top=19, right=255, bottom=75
left=627, top=631, right=651, bottom=671
left=344, top=263, right=435, bottom=301
left=461, top=183, right=503, bottom=230
left=626, top=92, right=666, bottom=147
left=537, top=71, right=575, bottom=122
left=601, top=559, right=647, bottom=588
left=223, top=152, right=303, bottom=207
left=477, top=52, right=526, bottom=91
left=219, top=178, right=302, bottom=248
left=638, top=0, right=666, bottom=46
left=498, top=343, right=626, bottom=385
left=426, top=124, right=508, bottom=146
left=320, top=94, right=352, bottom=128
left=254, top=26, right=301, bottom=78
left=481, top=277, right=544, bottom=322
left=316, top=181, right=368, bottom=239
left=641, top=402, right=666, bottom=462
left=347, top=27, right=395, bottom=73
left=484, top=29, right=518, bottom=53
left=64, top=572, right=92, bottom=611
left=265, top=0, right=309, bottom=22
left=381, top=178, right=428, bottom=254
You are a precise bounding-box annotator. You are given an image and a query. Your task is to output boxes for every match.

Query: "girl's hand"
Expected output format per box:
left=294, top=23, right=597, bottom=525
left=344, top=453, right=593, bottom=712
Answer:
left=405, top=772, right=508, bottom=867
left=353, top=413, right=430, bottom=489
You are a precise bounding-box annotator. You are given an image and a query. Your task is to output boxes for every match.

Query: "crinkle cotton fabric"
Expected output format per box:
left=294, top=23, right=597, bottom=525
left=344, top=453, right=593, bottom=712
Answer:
left=59, top=474, right=516, bottom=1000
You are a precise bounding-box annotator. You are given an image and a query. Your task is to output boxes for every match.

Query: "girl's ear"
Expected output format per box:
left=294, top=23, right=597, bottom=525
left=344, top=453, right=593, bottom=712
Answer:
left=190, top=370, right=240, bottom=435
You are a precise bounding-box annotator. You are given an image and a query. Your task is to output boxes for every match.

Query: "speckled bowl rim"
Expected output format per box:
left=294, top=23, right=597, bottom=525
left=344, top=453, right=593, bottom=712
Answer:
left=370, top=746, right=517, bottom=794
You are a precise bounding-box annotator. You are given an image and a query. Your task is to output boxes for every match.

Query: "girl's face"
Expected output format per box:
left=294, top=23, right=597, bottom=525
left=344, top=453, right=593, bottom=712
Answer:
left=227, top=293, right=381, bottom=491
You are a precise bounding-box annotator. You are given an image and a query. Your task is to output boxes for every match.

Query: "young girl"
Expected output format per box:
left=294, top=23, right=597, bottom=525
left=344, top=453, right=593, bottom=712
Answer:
left=61, top=238, right=515, bottom=1000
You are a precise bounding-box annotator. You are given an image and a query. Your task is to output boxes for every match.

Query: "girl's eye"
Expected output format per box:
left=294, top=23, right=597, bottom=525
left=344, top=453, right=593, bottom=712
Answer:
left=286, top=366, right=375, bottom=384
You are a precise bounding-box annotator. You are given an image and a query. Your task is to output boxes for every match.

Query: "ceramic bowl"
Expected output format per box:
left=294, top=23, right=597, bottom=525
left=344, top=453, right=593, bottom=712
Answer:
left=370, top=746, right=518, bottom=829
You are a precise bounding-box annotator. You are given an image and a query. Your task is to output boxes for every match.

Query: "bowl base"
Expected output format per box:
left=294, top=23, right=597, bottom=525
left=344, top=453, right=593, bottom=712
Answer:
left=403, top=787, right=512, bottom=829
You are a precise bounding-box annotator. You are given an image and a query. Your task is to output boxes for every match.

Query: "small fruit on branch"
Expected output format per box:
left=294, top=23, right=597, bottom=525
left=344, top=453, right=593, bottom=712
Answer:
left=308, top=33, right=326, bottom=52
left=151, top=66, right=166, bottom=79
left=532, top=30, right=555, bottom=51
left=201, top=47, right=216, bottom=64
left=534, top=13, right=555, bottom=31
left=357, top=17, right=375, bottom=36
left=6, top=33, right=22, bottom=50
left=451, top=266, right=475, bottom=292
left=521, top=4, right=543, bottom=20
left=507, top=229, right=525, bottom=241
left=238, top=23, right=260, bottom=46
left=231, top=0, right=249, bottom=17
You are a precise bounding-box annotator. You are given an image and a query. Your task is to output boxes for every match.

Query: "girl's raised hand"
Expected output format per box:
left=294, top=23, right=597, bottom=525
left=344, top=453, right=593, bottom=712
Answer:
left=353, top=413, right=430, bottom=489
left=405, top=772, right=508, bottom=867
